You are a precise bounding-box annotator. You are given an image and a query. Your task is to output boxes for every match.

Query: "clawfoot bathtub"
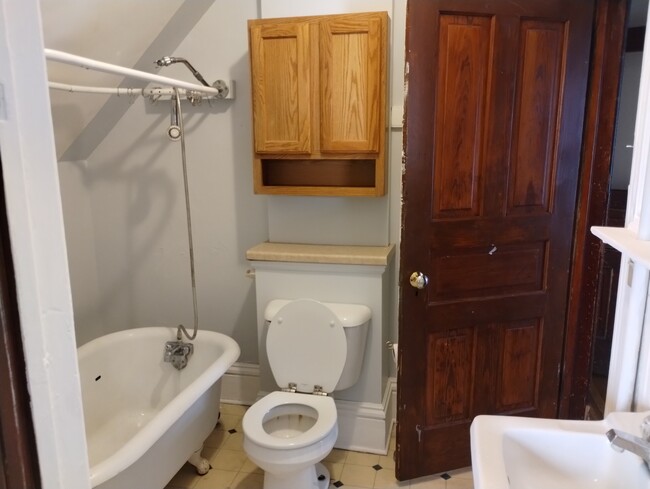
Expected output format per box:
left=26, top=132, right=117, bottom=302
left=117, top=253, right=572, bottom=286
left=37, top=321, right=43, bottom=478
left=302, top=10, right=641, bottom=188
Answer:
left=77, top=327, right=240, bottom=489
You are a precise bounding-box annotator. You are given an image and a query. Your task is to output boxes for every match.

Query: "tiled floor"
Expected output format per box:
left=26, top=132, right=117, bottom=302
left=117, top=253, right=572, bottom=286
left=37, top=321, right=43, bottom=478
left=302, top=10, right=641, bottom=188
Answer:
left=165, top=404, right=474, bottom=489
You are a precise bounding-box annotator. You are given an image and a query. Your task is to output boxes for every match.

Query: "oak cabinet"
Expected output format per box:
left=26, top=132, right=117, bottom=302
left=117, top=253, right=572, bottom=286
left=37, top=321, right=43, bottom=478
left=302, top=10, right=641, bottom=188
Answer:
left=248, top=12, right=388, bottom=196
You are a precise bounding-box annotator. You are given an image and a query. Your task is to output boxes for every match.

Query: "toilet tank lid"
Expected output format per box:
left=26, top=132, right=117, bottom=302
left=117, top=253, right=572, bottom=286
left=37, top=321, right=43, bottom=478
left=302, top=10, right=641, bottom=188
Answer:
left=264, top=299, right=371, bottom=327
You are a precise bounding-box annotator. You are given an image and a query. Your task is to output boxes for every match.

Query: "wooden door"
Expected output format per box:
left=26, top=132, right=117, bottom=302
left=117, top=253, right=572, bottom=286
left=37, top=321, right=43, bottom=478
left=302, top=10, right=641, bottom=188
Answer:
left=249, top=21, right=312, bottom=154
left=0, top=155, right=41, bottom=488
left=397, top=0, right=594, bottom=479
left=319, top=13, right=386, bottom=153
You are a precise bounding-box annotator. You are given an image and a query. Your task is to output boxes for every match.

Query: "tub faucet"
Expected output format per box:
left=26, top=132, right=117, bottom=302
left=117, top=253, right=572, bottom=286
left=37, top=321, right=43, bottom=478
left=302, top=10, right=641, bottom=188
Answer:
left=164, top=339, right=194, bottom=370
left=606, top=417, right=650, bottom=469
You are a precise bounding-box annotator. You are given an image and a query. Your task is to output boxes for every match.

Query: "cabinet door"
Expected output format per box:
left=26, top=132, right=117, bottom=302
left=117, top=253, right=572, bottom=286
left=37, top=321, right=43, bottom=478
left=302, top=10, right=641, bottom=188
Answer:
left=319, top=13, right=385, bottom=153
left=250, top=22, right=312, bottom=154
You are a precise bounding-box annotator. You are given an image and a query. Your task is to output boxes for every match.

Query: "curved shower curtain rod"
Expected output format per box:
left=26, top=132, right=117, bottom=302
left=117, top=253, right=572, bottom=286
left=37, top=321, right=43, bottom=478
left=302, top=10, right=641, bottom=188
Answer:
left=44, top=49, right=231, bottom=99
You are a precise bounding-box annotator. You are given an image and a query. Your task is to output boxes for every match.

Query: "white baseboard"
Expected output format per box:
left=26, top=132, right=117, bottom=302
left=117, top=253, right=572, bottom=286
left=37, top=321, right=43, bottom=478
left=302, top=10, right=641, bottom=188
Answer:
left=335, top=376, right=397, bottom=454
left=220, top=362, right=260, bottom=405
left=221, top=363, right=397, bottom=453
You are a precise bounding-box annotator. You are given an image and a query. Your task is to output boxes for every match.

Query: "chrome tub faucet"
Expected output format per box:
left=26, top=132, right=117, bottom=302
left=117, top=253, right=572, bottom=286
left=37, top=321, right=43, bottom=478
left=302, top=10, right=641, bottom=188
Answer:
left=164, top=339, right=194, bottom=370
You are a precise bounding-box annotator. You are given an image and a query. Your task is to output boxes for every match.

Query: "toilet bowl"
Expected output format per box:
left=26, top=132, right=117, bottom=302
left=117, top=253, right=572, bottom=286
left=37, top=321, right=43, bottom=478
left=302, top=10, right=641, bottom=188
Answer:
left=242, top=299, right=371, bottom=489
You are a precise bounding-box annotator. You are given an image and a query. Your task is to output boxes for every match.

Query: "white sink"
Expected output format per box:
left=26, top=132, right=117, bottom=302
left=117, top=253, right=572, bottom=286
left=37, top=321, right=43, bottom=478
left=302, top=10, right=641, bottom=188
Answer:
left=470, top=411, right=650, bottom=489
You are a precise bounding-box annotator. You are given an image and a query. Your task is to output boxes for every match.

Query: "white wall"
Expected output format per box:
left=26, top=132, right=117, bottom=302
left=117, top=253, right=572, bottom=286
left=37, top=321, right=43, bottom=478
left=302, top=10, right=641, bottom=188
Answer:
left=58, top=159, right=104, bottom=346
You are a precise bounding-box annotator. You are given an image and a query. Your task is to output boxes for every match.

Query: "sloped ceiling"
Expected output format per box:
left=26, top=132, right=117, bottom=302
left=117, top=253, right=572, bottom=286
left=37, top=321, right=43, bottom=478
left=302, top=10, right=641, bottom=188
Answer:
left=41, top=0, right=215, bottom=160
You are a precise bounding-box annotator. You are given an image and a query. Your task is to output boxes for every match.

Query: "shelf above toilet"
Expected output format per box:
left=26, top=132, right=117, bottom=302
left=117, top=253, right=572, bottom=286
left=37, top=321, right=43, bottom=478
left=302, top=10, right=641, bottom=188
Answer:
left=246, top=242, right=395, bottom=266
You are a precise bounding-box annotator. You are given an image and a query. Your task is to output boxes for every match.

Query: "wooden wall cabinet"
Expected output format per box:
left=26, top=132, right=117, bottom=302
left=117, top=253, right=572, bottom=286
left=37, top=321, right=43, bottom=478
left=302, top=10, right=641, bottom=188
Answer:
left=248, top=12, right=388, bottom=196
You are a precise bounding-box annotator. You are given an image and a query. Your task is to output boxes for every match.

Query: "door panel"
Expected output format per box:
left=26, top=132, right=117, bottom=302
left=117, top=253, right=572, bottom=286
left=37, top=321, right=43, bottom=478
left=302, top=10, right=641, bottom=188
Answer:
left=430, top=242, right=545, bottom=300
left=425, top=329, right=474, bottom=423
left=433, top=15, right=490, bottom=219
left=398, top=0, right=594, bottom=479
left=497, top=319, right=542, bottom=410
left=509, top=21, right=565, bottom=214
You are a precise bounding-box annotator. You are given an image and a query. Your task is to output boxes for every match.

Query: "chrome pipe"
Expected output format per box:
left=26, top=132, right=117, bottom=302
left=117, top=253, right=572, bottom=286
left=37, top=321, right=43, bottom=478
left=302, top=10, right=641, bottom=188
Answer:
left=155, top=56, right=210, bottom=87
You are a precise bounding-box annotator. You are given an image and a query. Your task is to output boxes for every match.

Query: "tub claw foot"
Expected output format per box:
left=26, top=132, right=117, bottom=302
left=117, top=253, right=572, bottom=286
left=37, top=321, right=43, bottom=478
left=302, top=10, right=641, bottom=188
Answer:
left=188, top=448, right=211, bottom=475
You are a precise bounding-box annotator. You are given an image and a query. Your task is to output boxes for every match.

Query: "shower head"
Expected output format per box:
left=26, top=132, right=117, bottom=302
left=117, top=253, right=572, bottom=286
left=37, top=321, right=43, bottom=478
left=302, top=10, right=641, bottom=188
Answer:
left=154, top=56, right=210, bottom=87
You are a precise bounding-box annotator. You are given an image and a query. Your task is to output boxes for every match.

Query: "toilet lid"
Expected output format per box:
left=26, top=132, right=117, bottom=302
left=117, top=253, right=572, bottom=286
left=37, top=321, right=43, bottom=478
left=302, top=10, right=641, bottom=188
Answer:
left=267, top=299, right=347, bottom=393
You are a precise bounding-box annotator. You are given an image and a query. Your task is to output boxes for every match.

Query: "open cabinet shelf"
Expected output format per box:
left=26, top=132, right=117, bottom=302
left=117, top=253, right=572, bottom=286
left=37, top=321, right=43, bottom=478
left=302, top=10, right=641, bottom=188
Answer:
left=255, top=158, right=383, bottom=196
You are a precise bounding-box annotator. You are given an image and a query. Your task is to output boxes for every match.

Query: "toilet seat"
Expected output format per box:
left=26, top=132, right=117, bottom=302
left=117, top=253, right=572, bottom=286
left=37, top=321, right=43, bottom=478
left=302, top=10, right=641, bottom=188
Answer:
left=243, top=391, right=337, bottom=450
left=266, top=299, right=347, bottom=393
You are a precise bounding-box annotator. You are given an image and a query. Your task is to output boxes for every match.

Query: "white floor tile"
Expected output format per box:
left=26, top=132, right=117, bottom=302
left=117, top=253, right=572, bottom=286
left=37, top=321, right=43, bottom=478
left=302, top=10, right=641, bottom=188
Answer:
left=346, top=451, right=381, bottom=466
left=208, top=448, right=248, bottom=472
left=340, top=464, right=378, bottom=488
left=408, top=474, right=447, bottom=489
left=231, top=471, right=265, bottom=489
left=193, top=469, right=238, bottom=489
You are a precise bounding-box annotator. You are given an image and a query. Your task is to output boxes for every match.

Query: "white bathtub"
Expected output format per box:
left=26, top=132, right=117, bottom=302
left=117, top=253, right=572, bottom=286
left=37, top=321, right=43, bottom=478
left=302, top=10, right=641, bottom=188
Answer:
left=77, top=327, right=240, bottom=489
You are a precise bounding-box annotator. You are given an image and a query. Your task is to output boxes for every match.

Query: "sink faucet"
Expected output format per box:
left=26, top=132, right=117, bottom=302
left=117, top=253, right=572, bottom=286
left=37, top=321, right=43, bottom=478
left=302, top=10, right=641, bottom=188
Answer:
left=606, top=417, right=650, bottom=469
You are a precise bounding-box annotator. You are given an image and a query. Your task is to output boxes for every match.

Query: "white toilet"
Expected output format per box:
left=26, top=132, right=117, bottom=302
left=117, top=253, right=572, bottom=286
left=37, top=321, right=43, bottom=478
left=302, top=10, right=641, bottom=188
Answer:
left=242, top=298, right=371, bottom=489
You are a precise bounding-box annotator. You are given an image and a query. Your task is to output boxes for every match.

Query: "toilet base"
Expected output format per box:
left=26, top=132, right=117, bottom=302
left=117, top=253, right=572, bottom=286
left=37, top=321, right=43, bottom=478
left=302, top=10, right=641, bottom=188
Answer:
left=315, top=463, right=330, bottom=489
left=263, top=462, right=330, bottom=489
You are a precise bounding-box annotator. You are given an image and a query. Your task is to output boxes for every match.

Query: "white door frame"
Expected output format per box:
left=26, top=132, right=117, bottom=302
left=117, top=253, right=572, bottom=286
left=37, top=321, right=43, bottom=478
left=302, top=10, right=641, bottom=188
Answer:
left=0, top=1, right=90, bottom=488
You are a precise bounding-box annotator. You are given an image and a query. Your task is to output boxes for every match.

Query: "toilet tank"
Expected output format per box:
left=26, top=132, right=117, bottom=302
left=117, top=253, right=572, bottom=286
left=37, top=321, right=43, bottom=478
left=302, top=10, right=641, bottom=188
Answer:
left=264, top=299, right=371, bottom=391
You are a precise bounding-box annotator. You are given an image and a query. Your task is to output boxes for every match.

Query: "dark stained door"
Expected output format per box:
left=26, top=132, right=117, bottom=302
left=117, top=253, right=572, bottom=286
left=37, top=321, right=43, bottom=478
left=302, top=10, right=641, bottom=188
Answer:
left=0, top=154, right=41, bottom=489
left=397, top=0, right=595, bottom=479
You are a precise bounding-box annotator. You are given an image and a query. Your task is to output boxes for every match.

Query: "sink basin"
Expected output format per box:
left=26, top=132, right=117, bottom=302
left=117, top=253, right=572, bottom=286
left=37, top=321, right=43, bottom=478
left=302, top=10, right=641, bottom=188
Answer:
left=470, top=411, right=650, bottom=489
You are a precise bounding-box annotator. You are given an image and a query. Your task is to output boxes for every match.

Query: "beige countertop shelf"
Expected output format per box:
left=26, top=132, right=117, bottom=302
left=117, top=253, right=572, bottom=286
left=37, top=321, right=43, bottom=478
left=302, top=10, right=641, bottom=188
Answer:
left=246, top=242, right=395, bottom=266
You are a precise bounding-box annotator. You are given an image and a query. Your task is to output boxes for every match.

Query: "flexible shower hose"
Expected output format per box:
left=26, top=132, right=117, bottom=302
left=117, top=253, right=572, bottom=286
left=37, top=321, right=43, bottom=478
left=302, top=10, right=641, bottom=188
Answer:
left=172, top=87, right=199, bottom=341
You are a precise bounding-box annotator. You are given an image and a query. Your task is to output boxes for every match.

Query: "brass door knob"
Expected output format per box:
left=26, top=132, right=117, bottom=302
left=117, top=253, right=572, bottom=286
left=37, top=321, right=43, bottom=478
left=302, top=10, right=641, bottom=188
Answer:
left=409, top=272, right=429, bottom=289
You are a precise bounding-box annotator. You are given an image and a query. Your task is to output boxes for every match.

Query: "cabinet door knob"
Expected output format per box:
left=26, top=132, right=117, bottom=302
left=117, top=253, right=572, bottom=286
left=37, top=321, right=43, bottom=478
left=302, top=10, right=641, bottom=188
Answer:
left=409, top=272, right=429, bottom=289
